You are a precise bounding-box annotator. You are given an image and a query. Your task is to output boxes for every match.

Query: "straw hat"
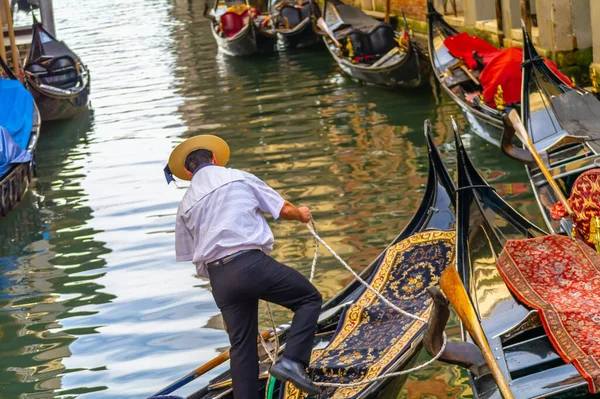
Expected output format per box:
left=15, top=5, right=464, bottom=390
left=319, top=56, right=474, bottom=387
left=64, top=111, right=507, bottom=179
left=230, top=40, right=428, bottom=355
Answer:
left=168, top=135, right=230, bottom=181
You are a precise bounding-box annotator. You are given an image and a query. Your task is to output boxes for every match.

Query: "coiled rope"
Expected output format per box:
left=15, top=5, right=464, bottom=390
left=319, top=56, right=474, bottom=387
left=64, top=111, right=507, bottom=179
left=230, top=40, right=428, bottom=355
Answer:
left=260, top=218, right=448, bottom=389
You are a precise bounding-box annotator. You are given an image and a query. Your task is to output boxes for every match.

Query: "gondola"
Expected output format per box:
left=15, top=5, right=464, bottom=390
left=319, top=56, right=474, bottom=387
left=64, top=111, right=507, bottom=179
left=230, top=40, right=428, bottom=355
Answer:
left=269, top=0, right=322, bottom=49
left=424, top=122, right=596, bottom=399
left=0, top=58, right=41, bottom=218
left=321, top=0, right=429, bottom=89
left=23, top=20, right=90, bottom=121
left=205, top=0, right=277, bottom=56
left=501, top=26, right=600, bottom=246
left=427, top=0, right=507, bottom=144
left=427, top=0, right=580, bottom=148
left=149, top=125, right=456, bottom=399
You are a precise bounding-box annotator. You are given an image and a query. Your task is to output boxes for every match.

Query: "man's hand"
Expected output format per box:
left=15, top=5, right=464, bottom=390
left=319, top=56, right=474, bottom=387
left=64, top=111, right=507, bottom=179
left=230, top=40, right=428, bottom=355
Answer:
left=280, top=201, right=311, bottom=223
left=298, top=206, right=311, bottom=223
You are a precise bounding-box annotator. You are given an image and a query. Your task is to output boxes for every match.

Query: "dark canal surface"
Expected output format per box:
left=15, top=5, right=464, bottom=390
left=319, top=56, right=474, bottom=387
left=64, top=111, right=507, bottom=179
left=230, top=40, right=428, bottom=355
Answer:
left=1, top=0, right=546, bottom=398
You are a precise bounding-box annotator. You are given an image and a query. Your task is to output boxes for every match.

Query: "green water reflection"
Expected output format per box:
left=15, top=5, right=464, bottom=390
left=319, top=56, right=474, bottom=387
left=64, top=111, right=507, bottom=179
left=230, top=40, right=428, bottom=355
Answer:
left=0, top=0, right=547, bottom=398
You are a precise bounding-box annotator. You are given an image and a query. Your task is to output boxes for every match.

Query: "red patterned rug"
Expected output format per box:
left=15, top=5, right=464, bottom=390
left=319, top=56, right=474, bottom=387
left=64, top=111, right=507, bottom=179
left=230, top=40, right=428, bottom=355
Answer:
left=496, top=235, right=600, bottom=393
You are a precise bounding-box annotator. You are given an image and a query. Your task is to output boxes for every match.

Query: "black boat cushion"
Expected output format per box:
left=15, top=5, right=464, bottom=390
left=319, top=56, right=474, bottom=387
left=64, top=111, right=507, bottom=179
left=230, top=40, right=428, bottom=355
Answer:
left=300, top=3, right=320, bottom=20
left=368, top=24, right=396, bottom=55
left=279, top=5, right=302, bottom=27
left=338, top=24, right=395, bottom=56
left=26, top=56, right=79, bottom=89
left=345, top=30, right=373, bottom=57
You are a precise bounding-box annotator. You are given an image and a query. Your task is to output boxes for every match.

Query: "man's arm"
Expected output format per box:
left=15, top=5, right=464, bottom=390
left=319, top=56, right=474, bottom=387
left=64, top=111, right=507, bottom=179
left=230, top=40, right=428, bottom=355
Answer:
left=280, top=200, right=311, bottom=223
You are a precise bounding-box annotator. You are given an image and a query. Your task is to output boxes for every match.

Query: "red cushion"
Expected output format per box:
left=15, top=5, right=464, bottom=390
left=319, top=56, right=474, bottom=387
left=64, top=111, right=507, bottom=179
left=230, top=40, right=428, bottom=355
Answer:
left=551, top=169, right=600, bottom=247
left=220, top=12, right=245, bottom=37
left=479, top=47, right=572, bottom=107
left=443, top=32, right=499, bottom=70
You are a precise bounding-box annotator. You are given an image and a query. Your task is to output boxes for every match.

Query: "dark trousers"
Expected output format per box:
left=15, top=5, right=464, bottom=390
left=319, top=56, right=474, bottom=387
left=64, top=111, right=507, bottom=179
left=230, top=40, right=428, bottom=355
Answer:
left=208, top=250, right=323, bottom=399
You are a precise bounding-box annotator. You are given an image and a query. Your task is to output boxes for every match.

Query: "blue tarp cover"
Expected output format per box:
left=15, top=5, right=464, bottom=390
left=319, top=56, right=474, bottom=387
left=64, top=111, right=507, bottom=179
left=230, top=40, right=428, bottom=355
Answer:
left=0, top=79, right=34, bottom=177
left=0, top=126, right=32, bottom=177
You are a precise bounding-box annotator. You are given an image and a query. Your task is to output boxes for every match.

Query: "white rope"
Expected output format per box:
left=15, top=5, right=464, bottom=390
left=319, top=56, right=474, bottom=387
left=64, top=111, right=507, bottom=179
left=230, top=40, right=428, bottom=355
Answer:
left=306, top=222, right=427, bottom=323
left=259, top=330, right=277, bottom=364
left=258, top=217, right=448, bottom=388
left=315, top=333, right=447, bottom=387
left=309, top=218, right=319, bottom=283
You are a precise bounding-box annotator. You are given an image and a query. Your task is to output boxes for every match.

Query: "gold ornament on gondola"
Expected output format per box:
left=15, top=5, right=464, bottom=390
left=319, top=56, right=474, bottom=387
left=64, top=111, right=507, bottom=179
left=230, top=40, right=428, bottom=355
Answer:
left=588, top=216, right=600, bottom=253
left=494, top=85, right=505, bottom=110
left=591, top=68, right=599, bottom=94
left=571, top=76, right=577, bottom=87
left=346, top=37, right=354, bottom=61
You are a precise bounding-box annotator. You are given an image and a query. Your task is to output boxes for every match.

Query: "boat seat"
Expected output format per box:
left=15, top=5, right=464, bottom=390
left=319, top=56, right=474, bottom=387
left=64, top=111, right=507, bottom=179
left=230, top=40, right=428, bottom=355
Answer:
left=279, top=5, right=302, bottom=27
left=301, top=1, right=319, bottom=19
left=550, top=168, right=600, bottom=249
left=338, top=24, right=396, bottom=57
left=26, top=56, right=79, bottom=90
left=220, top=12, right=245, bottom=37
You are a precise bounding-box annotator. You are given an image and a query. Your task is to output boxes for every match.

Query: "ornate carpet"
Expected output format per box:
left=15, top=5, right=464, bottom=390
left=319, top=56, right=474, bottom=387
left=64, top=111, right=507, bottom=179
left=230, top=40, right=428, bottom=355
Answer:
left=496, top=235, right=600, bottom=393
left=282, top=230, right=456, bottom=399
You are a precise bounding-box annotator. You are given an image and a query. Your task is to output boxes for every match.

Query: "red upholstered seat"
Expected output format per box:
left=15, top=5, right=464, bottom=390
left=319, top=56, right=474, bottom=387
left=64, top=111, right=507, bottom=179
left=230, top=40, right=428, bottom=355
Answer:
left=550, top=169, right=600, bottom=248
left=220, top=12, right=245, bottom=37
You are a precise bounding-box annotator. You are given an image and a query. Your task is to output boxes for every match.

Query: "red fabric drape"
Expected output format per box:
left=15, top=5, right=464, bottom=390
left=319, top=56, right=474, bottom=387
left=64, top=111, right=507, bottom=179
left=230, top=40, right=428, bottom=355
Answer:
left=443, top=32, right=499, bottom=70
left=479, top=47, right=572, bottom=107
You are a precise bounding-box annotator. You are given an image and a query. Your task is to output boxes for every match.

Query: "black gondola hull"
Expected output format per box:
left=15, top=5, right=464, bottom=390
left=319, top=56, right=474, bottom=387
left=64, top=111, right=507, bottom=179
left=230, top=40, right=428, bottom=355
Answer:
left=276, top=18, right=321, bottom=49
left=437, top=121, right=593, bottom=399
left=24, top=22, right=91, bottom=121
left=27, top=81, right=89, bottom=121
left=325, top=38, right=430, bottom=89
left=0, top=104, right=41, bottom=219
left=211, top=22, right=277, bottom=56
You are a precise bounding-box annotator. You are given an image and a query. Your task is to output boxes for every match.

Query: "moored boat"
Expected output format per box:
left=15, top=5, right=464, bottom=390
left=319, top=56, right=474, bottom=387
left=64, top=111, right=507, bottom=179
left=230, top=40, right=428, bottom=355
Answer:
left=427, top=0, right=507, bottom=144
left=269, top=0, right=322, bottom=49
left=205, top=0, right=277, bottom=56
left=149, top=124, right=457, bottom=398
left=0, top=58, right=41, bottom=218
left=427, top=0, right=578, bottom=148
left=501, top=27, right=600, bottom=247
left=23, top=20, right=90, bottom=121
left=322, top=0, right=429, bottom=89
left=425, top=121, right=599, bottom=399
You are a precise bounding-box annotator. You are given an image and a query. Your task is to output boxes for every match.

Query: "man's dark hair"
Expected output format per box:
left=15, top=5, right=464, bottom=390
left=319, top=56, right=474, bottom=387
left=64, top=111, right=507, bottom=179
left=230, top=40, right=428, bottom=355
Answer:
left=185, top=149, right=213, bottom=172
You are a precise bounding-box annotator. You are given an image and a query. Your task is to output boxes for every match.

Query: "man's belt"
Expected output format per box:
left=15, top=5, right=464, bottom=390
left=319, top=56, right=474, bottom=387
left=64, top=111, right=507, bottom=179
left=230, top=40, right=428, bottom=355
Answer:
left=207, top=249, right=257, bottom=268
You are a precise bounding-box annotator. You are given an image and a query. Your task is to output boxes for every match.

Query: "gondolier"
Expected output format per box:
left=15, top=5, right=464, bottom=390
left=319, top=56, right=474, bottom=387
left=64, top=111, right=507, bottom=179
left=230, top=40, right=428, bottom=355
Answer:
left=165, top=135, right=322, bottom=398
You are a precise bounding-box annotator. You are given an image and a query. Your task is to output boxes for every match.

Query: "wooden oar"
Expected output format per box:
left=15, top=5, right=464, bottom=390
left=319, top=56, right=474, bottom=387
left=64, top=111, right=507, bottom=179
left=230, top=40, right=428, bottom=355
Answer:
left=440, top=266, right=515, bottom=399
left=149, top=330, right=273, bottom=397
left=0, top=2, right=7, bottom=64
left=316, top=17, right=342, bottom=47
left=3, top=0, right=20, bottom=76
left=459, top=63, right=480, bottom=86
left=507, top=109, right=574, bottom=215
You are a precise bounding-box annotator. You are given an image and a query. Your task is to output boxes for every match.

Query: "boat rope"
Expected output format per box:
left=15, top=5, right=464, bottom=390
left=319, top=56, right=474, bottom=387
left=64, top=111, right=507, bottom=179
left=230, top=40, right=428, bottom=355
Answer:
left=259, top=217, right=448, bottom=388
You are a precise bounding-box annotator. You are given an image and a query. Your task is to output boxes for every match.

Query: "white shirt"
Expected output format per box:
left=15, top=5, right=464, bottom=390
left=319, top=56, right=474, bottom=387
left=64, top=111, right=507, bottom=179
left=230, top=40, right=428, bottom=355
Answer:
left=175, top=165, right=285, bottom=278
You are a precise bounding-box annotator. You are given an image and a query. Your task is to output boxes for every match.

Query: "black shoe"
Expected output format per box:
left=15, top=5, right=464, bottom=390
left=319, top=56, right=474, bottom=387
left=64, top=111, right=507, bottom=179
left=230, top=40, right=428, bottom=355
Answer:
left=269, top=357, right=320, bottom=396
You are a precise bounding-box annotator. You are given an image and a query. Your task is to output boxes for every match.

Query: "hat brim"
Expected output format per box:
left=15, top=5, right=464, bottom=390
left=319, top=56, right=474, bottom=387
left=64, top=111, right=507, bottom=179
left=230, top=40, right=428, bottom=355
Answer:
left=168, top=135, right=230, bottom=181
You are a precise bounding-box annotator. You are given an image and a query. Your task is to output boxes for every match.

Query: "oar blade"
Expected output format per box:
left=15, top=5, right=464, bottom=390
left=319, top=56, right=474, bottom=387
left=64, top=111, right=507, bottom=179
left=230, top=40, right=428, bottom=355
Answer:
left=440, top=266, right=515, bottom=399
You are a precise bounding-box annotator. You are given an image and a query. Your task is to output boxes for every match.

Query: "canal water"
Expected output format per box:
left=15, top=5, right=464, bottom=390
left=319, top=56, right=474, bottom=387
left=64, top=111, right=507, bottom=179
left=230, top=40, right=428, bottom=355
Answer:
left=1, top=1, right=546, bottom=398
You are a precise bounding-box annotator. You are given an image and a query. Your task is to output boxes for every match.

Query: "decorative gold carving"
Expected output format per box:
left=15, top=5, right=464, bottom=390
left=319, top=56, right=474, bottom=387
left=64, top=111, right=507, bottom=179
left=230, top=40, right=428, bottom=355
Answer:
left=494, top=85, right=505, bottom=111
left=591, top=68, right=599, bottom=94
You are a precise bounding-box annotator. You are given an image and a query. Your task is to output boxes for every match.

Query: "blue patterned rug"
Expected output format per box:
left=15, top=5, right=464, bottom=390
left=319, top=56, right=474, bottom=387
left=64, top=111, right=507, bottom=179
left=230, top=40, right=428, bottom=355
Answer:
left=282, top=230, right=455, bottom=399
